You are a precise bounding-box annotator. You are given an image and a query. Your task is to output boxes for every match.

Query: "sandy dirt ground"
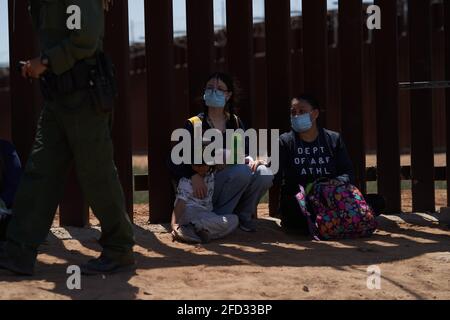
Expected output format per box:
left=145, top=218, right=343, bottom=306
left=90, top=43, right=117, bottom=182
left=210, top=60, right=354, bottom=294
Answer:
left=1, top=204, right=449, bottom=300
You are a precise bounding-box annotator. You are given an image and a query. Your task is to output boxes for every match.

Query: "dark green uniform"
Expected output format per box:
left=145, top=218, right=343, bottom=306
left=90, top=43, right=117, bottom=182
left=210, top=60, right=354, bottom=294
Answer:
left=4, top=0, right=135, bottom=272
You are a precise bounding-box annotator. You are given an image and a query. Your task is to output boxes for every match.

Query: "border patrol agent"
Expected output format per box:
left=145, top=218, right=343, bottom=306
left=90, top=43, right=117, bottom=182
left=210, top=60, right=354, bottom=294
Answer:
left=0, top=0, right=135, bottom=276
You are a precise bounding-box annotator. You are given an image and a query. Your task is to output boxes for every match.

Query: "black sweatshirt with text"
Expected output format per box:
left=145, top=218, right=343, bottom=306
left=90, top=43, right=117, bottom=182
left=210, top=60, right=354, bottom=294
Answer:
left=274, top=128, right=355, bottom=196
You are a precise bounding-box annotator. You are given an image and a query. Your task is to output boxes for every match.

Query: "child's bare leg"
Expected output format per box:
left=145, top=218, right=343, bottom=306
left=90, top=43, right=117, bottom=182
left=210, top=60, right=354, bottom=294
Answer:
left=171, top=199, right=186, bottom=231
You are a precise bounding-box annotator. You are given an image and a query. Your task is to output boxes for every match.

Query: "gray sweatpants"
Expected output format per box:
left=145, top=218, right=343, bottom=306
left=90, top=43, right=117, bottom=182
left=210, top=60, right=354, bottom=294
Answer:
left=179, top=206, right=239, bottom=240
left=213, top=165, right=274, bottom=223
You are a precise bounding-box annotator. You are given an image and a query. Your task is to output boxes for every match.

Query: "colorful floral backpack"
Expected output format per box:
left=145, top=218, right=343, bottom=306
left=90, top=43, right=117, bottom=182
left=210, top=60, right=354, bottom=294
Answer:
left=295, top=179, right=378, bottom=240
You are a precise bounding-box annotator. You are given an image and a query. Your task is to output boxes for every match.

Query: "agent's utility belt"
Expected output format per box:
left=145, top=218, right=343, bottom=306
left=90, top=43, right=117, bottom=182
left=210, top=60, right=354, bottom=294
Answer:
left=40, top=60, right=92, bottom=96
left=40, top=52, right=118, bottom=113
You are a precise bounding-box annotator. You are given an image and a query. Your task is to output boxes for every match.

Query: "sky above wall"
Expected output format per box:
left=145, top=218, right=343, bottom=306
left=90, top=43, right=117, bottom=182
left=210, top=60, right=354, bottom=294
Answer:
left=1, top=0, right=374, bottom=66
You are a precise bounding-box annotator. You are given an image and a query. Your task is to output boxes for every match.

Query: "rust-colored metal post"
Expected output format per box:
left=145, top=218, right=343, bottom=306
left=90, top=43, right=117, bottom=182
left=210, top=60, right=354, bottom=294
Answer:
left=186, top=0, right=214, bottom=115
left=265, top=0, right=292, bottom=216
left=302, top=0, right=328, bottom=125
left=105, top=0, right=134, bottom=220
left=339, top=0, right=366, bottom=193
left=445, top=0, right=450, bottom=207
left=7, top=0, right=40, bottom=163
left=226, top=0, right=255, bottom=128
left=145, top=0, right=176, bottom=223
left=374, top=0, right=402, bottom=213
left=409, top=0, right=435, bottom=212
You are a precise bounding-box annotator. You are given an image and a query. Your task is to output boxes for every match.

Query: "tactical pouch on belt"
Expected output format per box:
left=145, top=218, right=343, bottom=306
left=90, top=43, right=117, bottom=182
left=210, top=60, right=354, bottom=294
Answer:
left=39, top=59, right=92, bottom=100
left=39, top=52, right=117, bottom=112
left=88, top=52, right=118, bottom=113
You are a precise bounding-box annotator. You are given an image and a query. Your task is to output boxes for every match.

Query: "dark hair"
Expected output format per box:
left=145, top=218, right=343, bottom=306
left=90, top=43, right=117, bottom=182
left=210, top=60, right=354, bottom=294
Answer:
left=292, top=94, right=320, bottom=110
left=203, top=72, right=241, bottom=125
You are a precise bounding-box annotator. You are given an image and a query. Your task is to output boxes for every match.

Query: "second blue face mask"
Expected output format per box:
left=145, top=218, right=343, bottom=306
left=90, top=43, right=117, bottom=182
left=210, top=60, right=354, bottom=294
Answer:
left=291, top=113, right=313, bottom=133
left=204, top=89, right=227, bottom=108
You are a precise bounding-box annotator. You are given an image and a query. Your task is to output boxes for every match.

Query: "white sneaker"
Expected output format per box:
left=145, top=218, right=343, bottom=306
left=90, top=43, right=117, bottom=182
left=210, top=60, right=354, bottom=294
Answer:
left=172, top=224, right=202, bottom=244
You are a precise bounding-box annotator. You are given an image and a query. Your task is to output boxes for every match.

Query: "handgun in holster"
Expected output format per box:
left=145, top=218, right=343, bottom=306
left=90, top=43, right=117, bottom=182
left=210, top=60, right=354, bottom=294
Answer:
left=88, top=52, right=118, bottom=113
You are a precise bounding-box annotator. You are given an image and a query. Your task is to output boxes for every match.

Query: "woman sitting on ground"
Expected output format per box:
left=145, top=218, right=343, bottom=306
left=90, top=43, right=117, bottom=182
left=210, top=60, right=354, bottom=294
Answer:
left=274, top=95, right=382, bottom=236
left=168, top=72, right=273, bottom=233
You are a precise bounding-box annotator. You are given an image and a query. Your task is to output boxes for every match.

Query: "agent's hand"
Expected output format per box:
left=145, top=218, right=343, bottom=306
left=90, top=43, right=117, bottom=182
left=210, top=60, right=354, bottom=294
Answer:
left=192, top=174, right=208, bottom=199
left=22, top=57, right=47, bottom=79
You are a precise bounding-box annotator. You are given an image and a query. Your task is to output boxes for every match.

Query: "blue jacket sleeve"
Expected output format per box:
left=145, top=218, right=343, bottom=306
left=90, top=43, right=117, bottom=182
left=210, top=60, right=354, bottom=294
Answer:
left=0, top=141, right=22, bottom=208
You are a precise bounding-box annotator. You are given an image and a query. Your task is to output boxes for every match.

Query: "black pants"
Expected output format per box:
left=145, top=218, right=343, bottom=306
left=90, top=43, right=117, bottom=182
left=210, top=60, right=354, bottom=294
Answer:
left=279, top=195, right=310, bottom=235
left=0, top=215, right=11, bottom=241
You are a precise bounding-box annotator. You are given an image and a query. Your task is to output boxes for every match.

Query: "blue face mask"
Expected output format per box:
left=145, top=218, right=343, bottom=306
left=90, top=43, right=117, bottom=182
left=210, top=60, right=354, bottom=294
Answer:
left=204, top=89, right=227, bottom=109
left=291, top=113, right=313, bottom=133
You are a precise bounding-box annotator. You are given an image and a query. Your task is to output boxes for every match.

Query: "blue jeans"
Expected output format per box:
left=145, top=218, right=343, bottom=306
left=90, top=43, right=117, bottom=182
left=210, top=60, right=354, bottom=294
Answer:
left=179, top=206, right=239, bottom=241
left=213, top=165, right=274, bottom=223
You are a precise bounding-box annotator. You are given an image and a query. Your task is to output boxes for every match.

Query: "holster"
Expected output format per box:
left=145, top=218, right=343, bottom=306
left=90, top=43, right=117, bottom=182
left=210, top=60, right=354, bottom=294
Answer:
left=39, top=51, right=118, bottom=113
left=39, top=60, right=91, bottom=100
left=88, top=52, right=118, bottom=113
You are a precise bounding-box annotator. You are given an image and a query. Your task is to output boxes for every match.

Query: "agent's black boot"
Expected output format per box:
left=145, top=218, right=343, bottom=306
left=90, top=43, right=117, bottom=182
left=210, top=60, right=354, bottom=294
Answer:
left=81, top=253, right=136, bottom=276
left=0, top=244, right=34, bottom=276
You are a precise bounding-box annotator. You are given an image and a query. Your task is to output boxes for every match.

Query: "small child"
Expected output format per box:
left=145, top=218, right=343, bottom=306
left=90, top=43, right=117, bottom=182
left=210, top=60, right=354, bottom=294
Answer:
left=171, top=163, right=239, bottom=244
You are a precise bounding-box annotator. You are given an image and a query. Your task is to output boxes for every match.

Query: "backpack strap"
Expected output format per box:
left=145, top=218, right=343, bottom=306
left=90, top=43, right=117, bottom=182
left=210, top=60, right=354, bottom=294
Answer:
left=233, top=114, right=241, bottom=129
left=189, top=113, right=242, bottom=130
left=188, top=116, right=203, bottom=127
left=295, top=185, right=321, bottom=241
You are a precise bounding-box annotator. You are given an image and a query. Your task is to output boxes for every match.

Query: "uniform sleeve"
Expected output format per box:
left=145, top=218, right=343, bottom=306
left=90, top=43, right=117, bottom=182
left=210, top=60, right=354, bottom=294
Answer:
left=0, top=143, right=22, bottom=209
left=44, top=0, right=104, bottom=75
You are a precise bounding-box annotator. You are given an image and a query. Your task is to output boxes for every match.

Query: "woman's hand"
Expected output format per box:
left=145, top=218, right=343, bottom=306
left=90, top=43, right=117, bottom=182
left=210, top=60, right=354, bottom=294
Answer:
left=192, top=165, right=209, bottom=176
left=249, top=159, right=267, bottom=173
left=192, top=174, right=208, bottom=199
